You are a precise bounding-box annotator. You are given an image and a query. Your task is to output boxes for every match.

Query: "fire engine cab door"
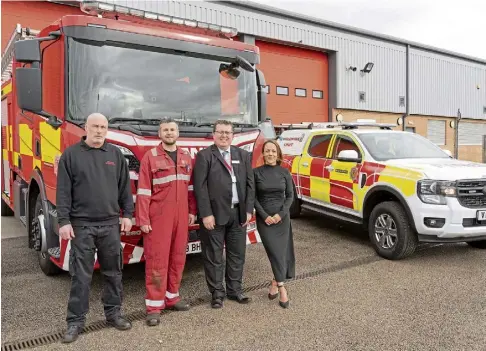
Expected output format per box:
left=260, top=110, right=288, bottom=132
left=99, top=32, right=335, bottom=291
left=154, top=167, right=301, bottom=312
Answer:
left=327, top=134, right=363, bottom=214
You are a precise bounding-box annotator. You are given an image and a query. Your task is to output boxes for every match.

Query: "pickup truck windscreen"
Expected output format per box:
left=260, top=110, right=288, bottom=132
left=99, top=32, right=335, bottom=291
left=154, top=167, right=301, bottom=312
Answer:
left=358, top=132, right=450, bottom=161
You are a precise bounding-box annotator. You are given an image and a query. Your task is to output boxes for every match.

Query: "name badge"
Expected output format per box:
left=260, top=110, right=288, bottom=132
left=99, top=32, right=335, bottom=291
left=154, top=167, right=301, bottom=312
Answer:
left=231, top=175, right=237, bottom=183
left=232, top=160, right=240, bottom=164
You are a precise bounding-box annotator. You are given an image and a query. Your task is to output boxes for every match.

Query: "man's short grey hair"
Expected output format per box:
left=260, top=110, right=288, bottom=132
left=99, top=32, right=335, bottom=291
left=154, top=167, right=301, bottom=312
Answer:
left=159, top=117, right=177, bottom=125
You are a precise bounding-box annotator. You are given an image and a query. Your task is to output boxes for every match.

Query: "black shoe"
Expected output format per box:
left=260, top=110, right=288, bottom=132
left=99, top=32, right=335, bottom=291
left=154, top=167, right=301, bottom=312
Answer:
left=62, top=325, right=81, bottom=344
left=226, top=293, right=251, bottom=304
left=211, top=297, right=224, bottom=309
left=107, top=316, right=132, bottom=331
left=146, top=314, right=160, bottom=327
left=167, top=300, right=191, bottom=311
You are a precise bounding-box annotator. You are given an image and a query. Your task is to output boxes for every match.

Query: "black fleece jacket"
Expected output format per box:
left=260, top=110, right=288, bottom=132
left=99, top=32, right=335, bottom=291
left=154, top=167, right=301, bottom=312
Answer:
left=56, top=136, right=134, bottom=227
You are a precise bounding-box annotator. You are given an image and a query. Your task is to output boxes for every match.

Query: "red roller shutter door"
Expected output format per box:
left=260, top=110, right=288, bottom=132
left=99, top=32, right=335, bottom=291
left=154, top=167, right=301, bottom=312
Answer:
left=256, top=40, right=329, bottom=125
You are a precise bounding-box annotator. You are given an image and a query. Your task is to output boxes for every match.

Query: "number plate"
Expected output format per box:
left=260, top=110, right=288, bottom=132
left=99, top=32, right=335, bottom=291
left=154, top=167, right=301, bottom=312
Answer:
left=186, top=241, right=201, bottom=254
left=476, top=210, right=486, bottom=221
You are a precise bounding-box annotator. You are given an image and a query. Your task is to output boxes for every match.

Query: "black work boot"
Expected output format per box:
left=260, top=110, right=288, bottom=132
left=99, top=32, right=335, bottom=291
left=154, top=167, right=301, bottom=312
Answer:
left=167, top=300, right=191, bottom=311
left=107, top=316, right=132, bottom=331
left=146, top=313, right=160, bottom=327
left=62, top=325, right=82, bottom=344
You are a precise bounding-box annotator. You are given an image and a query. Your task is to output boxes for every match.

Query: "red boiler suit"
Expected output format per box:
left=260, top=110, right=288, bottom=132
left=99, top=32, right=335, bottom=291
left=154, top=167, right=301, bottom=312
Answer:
left=135, top=144, right=197, bottom=314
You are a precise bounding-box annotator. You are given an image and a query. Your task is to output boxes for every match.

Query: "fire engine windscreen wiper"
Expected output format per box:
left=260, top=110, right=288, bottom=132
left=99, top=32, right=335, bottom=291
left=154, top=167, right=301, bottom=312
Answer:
left=107, top=117, right=162, bottom=125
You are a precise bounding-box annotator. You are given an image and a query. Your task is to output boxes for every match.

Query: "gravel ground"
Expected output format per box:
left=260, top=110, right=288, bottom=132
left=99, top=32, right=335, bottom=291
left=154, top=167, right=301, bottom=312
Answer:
left=1, top=212, right=485, bottom=350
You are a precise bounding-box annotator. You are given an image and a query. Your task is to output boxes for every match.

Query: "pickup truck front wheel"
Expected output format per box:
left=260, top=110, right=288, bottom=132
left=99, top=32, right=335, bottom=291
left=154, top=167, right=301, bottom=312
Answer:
left=368, top=201, right=418, bottom=260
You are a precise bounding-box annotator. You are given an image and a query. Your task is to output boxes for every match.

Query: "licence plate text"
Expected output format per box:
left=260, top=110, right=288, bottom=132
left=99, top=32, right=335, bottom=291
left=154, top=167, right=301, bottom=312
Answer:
left=186, top=241, right=201, bottom=254
left=477, top=210, right=486, bottom=221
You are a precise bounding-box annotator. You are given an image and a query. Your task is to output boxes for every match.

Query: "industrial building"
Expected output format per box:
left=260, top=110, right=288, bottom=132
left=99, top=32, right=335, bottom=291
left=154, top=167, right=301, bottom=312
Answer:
left=2, top=0, right=485, bottom=162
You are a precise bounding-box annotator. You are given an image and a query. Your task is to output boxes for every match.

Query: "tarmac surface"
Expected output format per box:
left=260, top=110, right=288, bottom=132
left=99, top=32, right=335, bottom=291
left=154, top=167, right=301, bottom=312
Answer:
left=1, top=211, right=485, bottom=351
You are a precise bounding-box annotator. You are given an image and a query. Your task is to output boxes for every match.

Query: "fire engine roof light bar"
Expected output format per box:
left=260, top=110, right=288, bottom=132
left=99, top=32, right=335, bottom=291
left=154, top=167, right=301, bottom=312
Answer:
left=80, top=1, right=238, bottom=37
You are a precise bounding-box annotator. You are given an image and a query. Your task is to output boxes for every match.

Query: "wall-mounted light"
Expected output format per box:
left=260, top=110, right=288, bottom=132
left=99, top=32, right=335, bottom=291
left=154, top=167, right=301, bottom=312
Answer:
left=336, top=113, right=344, bottom=122
left=361, top=62, right=374, bottom=73
left=346, top=66, right=357, bottom=71
left=397, top=117, right=403, bottom=126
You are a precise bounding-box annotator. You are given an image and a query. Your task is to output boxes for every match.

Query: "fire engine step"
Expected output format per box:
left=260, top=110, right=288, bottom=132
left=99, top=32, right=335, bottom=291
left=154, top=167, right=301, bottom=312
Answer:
left=47, top=247, right=61, bottom=259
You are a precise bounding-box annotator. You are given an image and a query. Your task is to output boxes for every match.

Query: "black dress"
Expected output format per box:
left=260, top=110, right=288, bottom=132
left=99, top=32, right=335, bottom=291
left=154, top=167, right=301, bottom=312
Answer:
left=253, top=164, right=295, bottom=283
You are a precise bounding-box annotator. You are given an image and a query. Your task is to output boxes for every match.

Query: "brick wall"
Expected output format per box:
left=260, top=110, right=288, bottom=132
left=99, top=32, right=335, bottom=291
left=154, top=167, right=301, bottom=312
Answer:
left=332, top=109, right=486, bottom=163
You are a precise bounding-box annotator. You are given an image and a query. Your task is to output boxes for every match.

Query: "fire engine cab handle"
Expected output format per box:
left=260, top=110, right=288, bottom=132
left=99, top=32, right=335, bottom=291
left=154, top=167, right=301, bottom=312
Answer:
left=325, top=165, right=334, bottom=171
left=302, top=162, right=309, bottom=167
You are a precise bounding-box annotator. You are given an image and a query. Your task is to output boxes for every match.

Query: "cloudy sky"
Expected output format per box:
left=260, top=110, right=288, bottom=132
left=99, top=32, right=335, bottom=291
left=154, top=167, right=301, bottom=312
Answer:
left=256, top=0, right=486, bottom=60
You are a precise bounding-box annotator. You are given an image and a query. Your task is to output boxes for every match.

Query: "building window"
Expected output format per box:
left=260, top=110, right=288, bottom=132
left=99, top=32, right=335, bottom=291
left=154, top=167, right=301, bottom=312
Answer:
left=312, top=90, right=323, bottom=99
left=483, top=106, right=486, bottom=114
left=399, top=96, right=405, bottom=107
left=295, top=88, right=306, bottom=97
left=261, top=85, right=270, bottom=94
left=276, top=86, right=288, bottom=96
left=359, top=91, right=366, bottom=102
left=405, top=127, right=415, bottom=133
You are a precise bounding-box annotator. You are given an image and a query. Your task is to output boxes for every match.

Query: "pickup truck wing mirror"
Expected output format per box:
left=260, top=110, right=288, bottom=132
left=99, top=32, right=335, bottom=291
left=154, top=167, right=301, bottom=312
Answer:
left=337, top=150, right=361, bottom=163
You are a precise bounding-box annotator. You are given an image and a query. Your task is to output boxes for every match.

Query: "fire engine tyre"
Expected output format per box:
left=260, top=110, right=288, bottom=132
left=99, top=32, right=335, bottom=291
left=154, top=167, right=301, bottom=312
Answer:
left=368, top=201, right=418, bottom=260
left=32, top=195, right=62, bottom=276
left=467, top=240, right=486, bottom=249
left=1, top=198, right=14, bottom=216
left=289, top=182, right=301, bottom=218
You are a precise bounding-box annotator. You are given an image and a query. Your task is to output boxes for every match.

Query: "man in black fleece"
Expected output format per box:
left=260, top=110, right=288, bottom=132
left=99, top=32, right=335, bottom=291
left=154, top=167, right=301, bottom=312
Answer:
left=56, top=113, right=134, bottom=343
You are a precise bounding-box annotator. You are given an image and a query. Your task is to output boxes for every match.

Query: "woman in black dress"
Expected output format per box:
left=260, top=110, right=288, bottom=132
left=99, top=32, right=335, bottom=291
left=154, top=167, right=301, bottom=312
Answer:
left=253, top=140, right=295, bottom=308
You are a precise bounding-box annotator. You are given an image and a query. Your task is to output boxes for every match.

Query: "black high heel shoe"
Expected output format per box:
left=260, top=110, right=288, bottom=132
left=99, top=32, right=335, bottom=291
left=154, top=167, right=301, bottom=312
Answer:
left=268, top=280, right=278, bottom=300
left=278, top=284, right=290, bottom=309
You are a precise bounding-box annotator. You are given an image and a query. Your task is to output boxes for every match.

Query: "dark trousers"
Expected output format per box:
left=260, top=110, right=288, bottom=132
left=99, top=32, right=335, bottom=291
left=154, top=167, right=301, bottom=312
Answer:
left=66, top=224, right=123, bottom=327
left=199, top=207, right=247, bottom=299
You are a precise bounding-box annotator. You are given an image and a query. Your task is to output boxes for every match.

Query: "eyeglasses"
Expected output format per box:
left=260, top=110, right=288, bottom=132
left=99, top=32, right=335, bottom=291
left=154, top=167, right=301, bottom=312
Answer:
left=214, top=131, right=233, bottom=136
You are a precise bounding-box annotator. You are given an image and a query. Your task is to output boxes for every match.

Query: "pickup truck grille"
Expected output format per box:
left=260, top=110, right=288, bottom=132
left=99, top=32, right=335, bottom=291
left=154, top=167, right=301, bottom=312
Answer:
left=457, top=180, right=486, bottom=208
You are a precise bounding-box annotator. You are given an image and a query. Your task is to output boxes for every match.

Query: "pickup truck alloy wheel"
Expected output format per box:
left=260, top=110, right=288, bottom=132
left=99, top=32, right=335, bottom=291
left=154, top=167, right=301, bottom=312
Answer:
left=374, top=214, right=397, bottom=249
left=368, top=201, right=418, bottom=260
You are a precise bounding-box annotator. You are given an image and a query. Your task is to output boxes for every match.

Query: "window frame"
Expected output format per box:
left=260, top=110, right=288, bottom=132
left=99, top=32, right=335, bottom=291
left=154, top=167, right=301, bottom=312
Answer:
left=312, top=90, right=324, bottom=99
left=330, top=134, right=363, bottom=161
left=295, top=88, right=307, bottom=98
left=306, top=133, right=334, bottom=159
left=276, top=86, right=289, bottom=96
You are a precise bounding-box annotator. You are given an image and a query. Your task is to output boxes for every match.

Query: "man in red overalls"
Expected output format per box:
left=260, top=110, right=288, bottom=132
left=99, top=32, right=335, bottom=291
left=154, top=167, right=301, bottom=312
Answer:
left=136, top=117, right=197, bottom=326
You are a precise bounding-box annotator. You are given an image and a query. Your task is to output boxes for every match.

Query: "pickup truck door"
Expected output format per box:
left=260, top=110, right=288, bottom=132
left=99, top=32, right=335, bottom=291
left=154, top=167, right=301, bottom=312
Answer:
left=327, top=134, right=363, bottom=213
left=298, top=133, right=333, bottom=203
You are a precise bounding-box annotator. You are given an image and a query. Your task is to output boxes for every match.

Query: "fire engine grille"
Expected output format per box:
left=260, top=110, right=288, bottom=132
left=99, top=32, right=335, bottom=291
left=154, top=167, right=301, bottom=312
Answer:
left=1, top=244, right=438, bottom=350
left=457, top=180, right=486, bottom=208
left=126, top=155, right=140, bottom=173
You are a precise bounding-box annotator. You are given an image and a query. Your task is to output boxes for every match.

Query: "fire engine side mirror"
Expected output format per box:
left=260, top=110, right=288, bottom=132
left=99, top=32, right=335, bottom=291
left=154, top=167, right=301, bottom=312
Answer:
left=337, top=150, right=362, bottom=163
left=16, top=67, right=42, bottom=112
left=14, top=39, right=41, bottom=63
left=256, top=69, right=267, bottom=123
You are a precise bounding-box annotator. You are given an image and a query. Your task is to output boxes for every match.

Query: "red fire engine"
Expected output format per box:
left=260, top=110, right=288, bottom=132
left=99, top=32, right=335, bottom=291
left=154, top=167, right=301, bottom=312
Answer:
left=1, top=1, right=271, bottom=276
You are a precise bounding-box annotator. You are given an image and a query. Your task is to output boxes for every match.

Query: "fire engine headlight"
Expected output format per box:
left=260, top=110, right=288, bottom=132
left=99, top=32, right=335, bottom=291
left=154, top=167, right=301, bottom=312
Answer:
left=114, top=145, right=140, bottom=172
left=417, top=180, right=456, bottom=205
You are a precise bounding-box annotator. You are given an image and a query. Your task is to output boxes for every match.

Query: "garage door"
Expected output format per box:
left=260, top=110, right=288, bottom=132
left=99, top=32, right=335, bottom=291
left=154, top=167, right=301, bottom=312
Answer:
left=255, top=40, right=329, bottom=125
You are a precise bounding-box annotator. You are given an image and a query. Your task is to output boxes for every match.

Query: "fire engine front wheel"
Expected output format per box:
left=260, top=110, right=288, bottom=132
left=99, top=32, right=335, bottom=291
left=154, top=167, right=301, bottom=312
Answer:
left=368, top=201, right=418, bottom=260
left=32, top=195, right=62, bottom=276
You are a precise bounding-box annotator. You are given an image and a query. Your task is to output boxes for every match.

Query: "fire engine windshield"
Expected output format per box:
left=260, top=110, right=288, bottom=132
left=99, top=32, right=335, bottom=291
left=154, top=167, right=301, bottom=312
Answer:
left=67, top=38, right=258, bottom=126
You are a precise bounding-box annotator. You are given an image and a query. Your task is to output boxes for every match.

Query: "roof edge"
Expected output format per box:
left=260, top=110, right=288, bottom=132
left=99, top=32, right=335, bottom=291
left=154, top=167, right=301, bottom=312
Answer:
left=214, top=0, right=486, bottom=65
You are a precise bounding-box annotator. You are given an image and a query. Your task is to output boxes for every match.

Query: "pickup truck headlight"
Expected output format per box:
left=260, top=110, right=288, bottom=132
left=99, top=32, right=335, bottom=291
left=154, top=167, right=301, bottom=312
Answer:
left=417, top=180, right=456, bottom=205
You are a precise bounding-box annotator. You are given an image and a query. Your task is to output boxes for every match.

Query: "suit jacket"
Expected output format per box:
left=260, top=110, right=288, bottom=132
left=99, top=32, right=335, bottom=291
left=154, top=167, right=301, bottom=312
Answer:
left=193, top=144, right=255, bottom=226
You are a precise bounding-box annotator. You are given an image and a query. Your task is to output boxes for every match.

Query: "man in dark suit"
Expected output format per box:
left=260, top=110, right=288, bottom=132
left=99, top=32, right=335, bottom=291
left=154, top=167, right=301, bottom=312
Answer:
left=193, top=120, right=255, bottom=309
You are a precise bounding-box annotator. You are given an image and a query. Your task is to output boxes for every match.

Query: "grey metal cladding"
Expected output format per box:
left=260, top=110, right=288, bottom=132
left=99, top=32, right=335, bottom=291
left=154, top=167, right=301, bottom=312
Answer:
left=93, top=0, right=485, bottom=118
left=410, top=48, right=486, bottom=119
